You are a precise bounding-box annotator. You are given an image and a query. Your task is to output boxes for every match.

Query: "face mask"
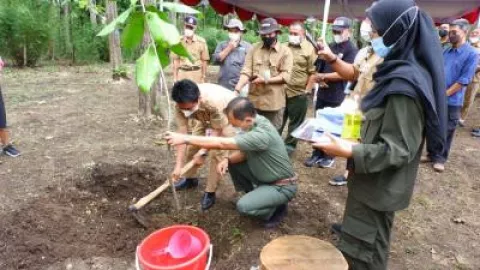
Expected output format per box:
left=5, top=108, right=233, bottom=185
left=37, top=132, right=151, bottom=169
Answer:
left=184, top=29, right=194, bottom=37
left=361, top=31, right=371, bottom=42
left=262, top=36, right=277, bottom=48
left=438, top=29, right=448, bottom=38
left=372, top=6, right=419, bottom=58
left=334, top=34, right=344, bottom=44
left=371, top=37, right=392, bottom=58
left=470, top=37, right=480, bottom=44
left=360, top=21, right=372, bottom=42
left=229, top=32, right=240, bottom=42
left=449, top=34, right=460, bottom=44
left=288, top=35, right=301, bottom=45
left=181, top=104, right=199, bottom=118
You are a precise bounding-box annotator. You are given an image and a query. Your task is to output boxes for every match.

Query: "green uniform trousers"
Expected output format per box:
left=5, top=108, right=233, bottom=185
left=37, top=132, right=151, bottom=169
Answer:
left=280, top=95, right=308, bottom=151
left=338, top=195, right=395, bottom=270
left=228, top=161, right=297, bottom=220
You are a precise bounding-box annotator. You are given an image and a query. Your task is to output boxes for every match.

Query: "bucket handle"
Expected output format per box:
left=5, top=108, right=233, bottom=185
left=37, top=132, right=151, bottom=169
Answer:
left=135, top=245, right=213, bottom=270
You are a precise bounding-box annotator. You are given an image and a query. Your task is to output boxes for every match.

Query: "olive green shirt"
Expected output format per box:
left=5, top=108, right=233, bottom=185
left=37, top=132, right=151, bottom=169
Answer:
left=234, top=115, right=295, bottom=183
left=285, top=40, right=317, bottom=97
left=350, top=95, right=425, bottom=212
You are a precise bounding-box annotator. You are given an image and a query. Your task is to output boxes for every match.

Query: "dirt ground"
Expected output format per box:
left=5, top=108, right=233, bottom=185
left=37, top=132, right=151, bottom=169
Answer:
left=0, top=65, right=479, bottom=270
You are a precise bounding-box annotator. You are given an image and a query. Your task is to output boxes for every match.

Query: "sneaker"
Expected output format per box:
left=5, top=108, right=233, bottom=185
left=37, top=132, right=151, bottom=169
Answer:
left=174, top=178, right=199, bottom=190
left=420, top=156, right=432, bottom=163
left=304, top=155, right=322, bottom=167
left=433, top=163, right=445, bottom=173
left=3, top=144, right=20, bottom=157
left=472, top=127, right=480, bottom=133
left=201, top=192, right=216, bottom=211
left=472, top=131, right=480, bottom=138
left=329, top=175, right=347, bottom=186
left=330, top=223, right=342, bottom=235
left=458, top=119, right=465, bottom=127
left=317, top=157, right=335, bottom=168
left=264, top=204, right=288, bottom=229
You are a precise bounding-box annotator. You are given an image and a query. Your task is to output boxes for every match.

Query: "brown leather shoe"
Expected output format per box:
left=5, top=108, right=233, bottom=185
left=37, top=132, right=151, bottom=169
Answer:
left=420, top=156, right=432, bottom=163
left=433, top=163, right=445, bottom=173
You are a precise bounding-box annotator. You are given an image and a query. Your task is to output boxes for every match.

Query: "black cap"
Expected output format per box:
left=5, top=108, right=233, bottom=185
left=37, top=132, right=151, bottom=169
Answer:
left=258, top=18, right=281, bottom=35
left=332, top=17, right=352, bottom=31
left=185, top=15, right=197, bottom=27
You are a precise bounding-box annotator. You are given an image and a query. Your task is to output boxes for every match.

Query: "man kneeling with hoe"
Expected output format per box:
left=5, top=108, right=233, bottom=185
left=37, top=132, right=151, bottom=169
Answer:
left=166, top=97, right=297, bottom=228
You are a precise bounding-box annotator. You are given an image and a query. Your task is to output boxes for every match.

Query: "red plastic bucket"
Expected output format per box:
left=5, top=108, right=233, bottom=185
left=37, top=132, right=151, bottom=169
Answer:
left=136, top=225, right=212, bottom=270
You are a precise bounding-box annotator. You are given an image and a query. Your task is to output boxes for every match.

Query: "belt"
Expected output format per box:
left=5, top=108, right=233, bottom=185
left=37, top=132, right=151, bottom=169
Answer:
left=180, top=66, right=201, bottom=71
left=273, top=174, right=298, bottom=186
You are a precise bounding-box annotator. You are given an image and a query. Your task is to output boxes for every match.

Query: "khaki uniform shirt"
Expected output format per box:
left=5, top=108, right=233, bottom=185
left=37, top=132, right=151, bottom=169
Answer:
left=172, top=35, right=209, bottom=69
left=241, top=42, right=293, bottom=111
left=352, top=47, right=383, bottom=98
left=285, top=40, right=317, bottom=98
left=175, top=83, right=235, bottom=131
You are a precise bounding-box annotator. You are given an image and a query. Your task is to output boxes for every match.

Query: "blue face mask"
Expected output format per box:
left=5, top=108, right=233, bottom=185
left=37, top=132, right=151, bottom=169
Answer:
left=371, top=36, right=392, bottom=58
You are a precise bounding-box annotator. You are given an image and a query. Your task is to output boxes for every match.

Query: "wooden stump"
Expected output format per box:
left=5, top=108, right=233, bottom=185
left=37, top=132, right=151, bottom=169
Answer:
left=260, top=235, right=348, bottom=270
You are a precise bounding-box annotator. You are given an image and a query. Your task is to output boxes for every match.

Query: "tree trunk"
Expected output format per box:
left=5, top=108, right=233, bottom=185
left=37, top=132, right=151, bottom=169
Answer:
left=89, top=0, right=97, bottom=25
left=63, top=2, right=73, bottom=63
left=106, top=0, right=123, bottom=77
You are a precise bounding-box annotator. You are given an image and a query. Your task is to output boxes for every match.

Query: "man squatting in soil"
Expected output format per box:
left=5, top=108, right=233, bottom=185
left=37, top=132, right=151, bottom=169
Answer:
left=166, top=97, right=297, bottom=228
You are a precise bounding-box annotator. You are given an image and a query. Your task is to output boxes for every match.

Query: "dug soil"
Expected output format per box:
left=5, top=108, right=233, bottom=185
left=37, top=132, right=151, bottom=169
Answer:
left=0, top=65, right=479, bottom=269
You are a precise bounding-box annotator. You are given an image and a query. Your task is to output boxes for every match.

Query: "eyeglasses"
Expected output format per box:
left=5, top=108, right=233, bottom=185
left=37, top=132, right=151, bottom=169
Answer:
left=332, top=30, right=342, bottom=35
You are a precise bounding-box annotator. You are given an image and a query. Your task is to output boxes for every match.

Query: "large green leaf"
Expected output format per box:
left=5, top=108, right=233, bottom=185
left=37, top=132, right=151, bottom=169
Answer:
left=156, top=46, right=170, bottom=68
left=96, top=7, right=133, bottom=37
left=136, top=44, right=161, bottom=93
left=121, top=12, right=144, bottom=49
left=170, top=43, right=193, bottom=63
left=162, top=2, right=199, bottom=14
left=146, top=6, right=169, bottom=22
left=145, top=11, right=180, bottom=46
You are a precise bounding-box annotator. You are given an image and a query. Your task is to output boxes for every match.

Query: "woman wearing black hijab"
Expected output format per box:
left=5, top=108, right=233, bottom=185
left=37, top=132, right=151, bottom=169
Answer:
left=313, top=0, right=447, bottom=268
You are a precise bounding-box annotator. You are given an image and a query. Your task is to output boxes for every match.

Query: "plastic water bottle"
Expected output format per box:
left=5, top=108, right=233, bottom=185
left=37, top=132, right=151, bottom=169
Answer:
left=341, top=98, right=362, bottom=139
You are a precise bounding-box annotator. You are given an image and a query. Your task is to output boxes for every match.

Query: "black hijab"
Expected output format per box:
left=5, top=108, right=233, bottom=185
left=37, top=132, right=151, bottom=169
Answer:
left=362, top=0, right=447, bottom=152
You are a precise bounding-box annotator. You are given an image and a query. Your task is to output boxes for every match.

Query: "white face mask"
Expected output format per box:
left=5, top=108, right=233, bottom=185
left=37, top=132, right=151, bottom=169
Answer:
left=181, top=104, right=199, bottom=118
left=470, top=37, right=480, bottom=44
left=360, top=21, right=372, bottom=42
left=288, top=35, right=301, bottom=45
left=334, top=34, right=344, bottom=44
left=229, top=32, right=241, bottom=42
left=184, top=29, right=194, bottom=37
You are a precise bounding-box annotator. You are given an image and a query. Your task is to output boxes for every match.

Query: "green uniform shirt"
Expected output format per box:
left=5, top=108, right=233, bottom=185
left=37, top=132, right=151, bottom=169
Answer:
left=350, top=95, right=425, bottom=212
left=234, top=115, right=295, bottom=183
left=285, top=40, right=317, bottom=97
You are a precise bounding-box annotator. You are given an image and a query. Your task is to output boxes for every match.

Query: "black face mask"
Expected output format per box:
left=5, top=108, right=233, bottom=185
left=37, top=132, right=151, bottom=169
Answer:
left=449, top=34, right=460, bottom=44
left=262, top=36, right=276, bottom=48
left=438, top=29, right=448, bottom=38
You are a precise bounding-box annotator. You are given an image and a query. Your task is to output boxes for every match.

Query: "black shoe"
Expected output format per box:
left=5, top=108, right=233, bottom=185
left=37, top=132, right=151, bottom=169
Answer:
left=472, top=127, right=480, bottom=133
left=174, top=178, right=199, bottom=190
left=472, top=130, right=480, bottom=138
left=264, top=204, right=288, bottom=229
left=329, top=175, right=347, bottom=186
left=3, top=144, right=20, bottom=157
left=330, top=223, right=342, bottom=235
left=318, top=157, right=335, bottom=168
left=304, top=155, right=322, bottom=167
left=201, top=192, right=216, bottom=211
